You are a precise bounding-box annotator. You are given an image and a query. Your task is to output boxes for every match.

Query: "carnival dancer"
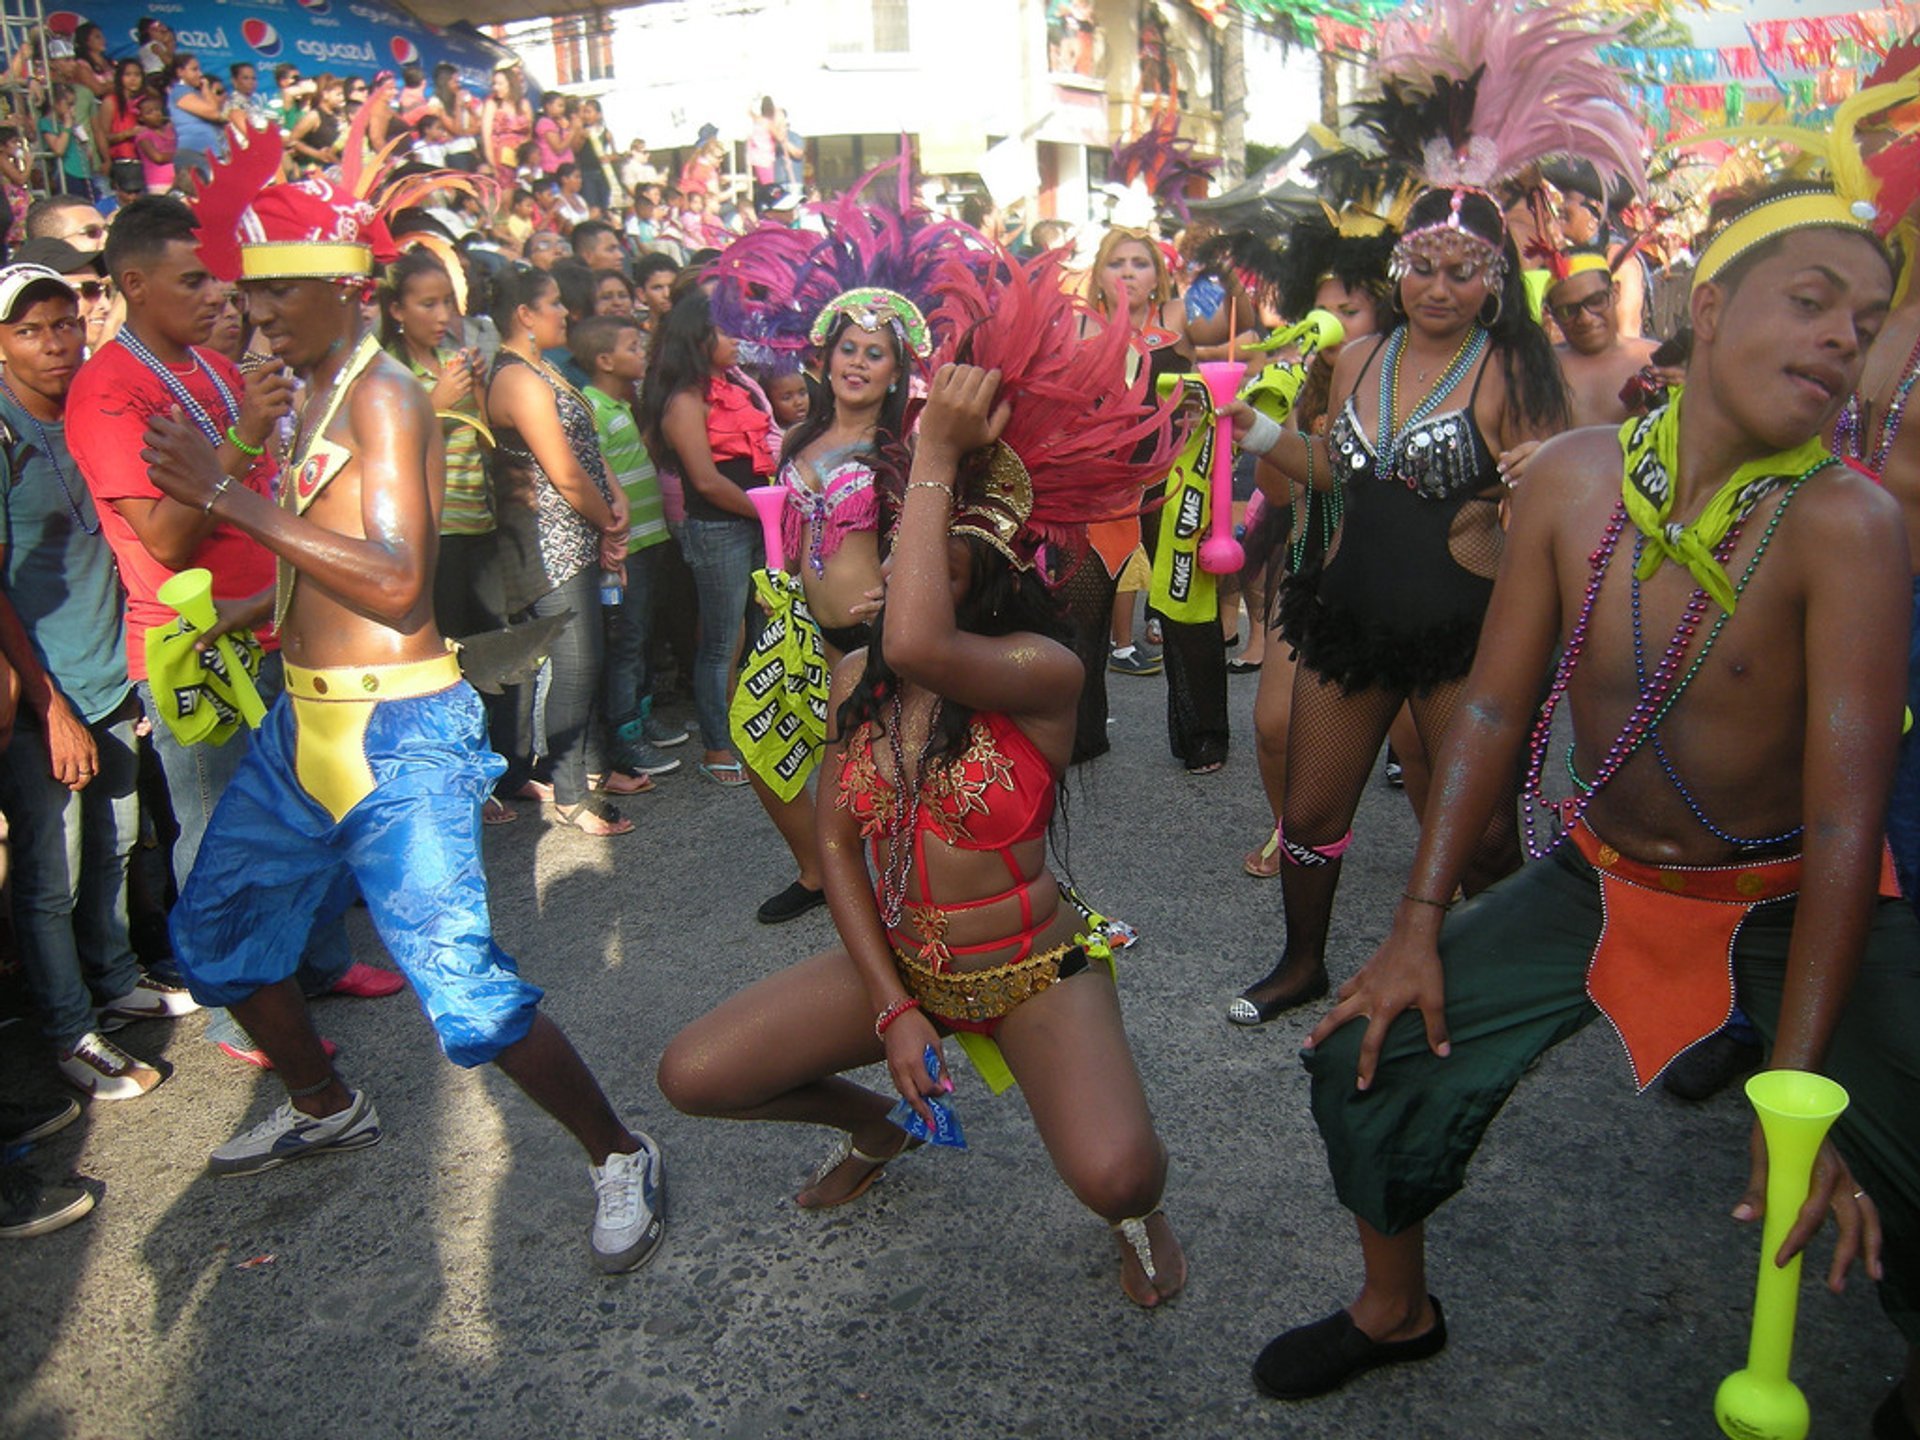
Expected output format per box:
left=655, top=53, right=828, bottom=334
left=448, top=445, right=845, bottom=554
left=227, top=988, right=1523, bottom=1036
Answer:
left=135, top=124, right=665, bottom=1273
left=1207, top=206, right=1397, bottom=881
left=1242, top=175, right=1920, bottom=1433
left=708, top=178, right=987, bottom=921
left=1223, top=0, right=1640, bottom=1023
left=659, top=258, right=1188, bottom=1307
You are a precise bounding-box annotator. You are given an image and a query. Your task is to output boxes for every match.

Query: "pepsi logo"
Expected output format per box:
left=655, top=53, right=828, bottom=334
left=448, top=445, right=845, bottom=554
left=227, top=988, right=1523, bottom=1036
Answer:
left=389, top=36, right=419, bottom=64
left=44, top=11, right=80, bottom=36
left=242, top=18, right=281, bottom=55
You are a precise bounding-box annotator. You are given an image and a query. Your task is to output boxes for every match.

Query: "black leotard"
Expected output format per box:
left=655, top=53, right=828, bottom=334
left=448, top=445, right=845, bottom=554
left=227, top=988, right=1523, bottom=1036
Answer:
left=1279, top=331, right=1504, bottom=695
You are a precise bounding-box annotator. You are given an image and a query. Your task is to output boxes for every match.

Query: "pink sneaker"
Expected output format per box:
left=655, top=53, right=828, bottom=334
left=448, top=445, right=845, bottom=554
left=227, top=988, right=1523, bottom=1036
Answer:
left=327, top=963, right=405, bottom=999
left=216, top=1037, right=340, bottom=1071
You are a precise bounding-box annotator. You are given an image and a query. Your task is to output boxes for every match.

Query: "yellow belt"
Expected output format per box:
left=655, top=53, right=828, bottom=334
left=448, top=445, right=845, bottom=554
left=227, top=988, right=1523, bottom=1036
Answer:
left=284, top=650, right=463, bottom=823
left=285, top=650, right=463, bottom=702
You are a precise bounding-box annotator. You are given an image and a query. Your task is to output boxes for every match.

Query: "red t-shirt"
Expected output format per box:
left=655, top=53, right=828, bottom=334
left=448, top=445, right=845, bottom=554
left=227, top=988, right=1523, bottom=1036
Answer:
left=69, top=339, right=279, bottom=680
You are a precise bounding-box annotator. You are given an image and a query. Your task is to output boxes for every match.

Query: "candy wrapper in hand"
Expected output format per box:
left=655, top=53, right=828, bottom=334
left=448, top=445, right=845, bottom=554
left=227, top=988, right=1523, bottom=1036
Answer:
left=887, top=1044, right=967, bottom=1149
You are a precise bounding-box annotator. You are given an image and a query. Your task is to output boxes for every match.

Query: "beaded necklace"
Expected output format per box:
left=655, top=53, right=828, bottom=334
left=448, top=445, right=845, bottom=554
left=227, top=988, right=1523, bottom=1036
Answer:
left=1630, top=541, right=1805, bottom=849
left=875, top=687, right=945, bottom=928
left=1521, top=473, right=1813, bottom=860
left=0, top=377, right=98, bottom=535
left=115, top=327, right=239, bottom=447
left=1832, top=327, right=1920, bottom=475
left=1375, top=324, right=1487, bottom=485
left=1285, top=447, right=1344, bottom=575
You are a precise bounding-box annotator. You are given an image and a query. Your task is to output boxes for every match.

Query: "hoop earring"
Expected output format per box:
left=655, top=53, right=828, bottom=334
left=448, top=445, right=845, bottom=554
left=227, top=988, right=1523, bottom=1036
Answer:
left=1477, top=289, right=1503, bottom=329
left=1390, top=287, right=1406, bottom=317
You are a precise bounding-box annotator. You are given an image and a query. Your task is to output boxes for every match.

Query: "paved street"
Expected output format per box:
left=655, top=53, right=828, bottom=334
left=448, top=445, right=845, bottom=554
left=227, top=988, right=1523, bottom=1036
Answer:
left=0, top=663, right=1905, bottom=1439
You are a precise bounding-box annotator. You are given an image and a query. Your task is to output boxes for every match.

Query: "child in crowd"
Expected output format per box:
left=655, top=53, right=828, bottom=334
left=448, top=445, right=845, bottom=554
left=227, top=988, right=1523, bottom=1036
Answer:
left=571, top=315, right=680, bottom=778
left=763, top=370, right=810, bottom=430
left=134, top=89, right=175, bottom=194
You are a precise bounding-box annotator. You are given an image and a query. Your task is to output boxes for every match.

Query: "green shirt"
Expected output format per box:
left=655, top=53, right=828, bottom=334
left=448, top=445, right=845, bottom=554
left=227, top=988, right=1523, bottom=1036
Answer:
left=403, top=348, right=493, bottom=536
left=585, top=385, right=667, bottom=553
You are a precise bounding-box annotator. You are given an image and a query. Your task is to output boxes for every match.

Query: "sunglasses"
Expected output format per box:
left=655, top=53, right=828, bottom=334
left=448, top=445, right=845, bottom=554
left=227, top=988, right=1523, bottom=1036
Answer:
left=1548, top=288, right=1612, bottom=324
left=73, top=279, right=113, bottom=301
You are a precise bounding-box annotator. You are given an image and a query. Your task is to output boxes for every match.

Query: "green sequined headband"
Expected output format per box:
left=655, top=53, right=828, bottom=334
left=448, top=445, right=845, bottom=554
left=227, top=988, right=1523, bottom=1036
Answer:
left=809, top=287, right=931, bottom=358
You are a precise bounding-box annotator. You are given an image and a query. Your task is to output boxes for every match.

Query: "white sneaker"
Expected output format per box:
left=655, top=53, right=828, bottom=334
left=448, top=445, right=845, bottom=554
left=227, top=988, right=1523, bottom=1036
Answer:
left=209, top=1089, right=382, bottom=1178
left=58, top=1031, right=164, bottom=1100
left=98, top=976, right=200, bottom=1031
left=589, top=1133, right=664, bottom=1273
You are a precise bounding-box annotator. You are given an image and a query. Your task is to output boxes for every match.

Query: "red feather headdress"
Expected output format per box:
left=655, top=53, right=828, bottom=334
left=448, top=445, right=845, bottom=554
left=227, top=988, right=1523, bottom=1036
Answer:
left=917, top=254, right=1180, bottom=577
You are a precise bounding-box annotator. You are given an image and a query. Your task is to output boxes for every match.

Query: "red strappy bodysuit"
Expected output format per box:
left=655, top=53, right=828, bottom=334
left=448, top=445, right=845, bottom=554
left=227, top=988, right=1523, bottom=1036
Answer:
left=836, top=710, right=1058, bottom=965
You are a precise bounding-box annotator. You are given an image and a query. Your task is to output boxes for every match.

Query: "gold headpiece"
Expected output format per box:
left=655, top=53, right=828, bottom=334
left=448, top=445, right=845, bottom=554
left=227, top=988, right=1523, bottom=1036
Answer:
left=949, top=443, right=1037, bottom=571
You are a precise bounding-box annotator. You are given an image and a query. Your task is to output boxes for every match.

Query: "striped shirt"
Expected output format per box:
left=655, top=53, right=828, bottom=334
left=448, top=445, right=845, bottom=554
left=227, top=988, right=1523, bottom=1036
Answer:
left=585, top=385, right=668, bottom=553
left=403, top=349, right=493, bottom=536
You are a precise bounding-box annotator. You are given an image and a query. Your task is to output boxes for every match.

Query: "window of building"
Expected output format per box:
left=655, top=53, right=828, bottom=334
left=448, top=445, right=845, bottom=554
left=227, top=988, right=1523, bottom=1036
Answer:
left=828, top=0, right=910, bottom=54
left=588, top=22, right=613, bottom=81
left=553, top=17, right=582, bottom=86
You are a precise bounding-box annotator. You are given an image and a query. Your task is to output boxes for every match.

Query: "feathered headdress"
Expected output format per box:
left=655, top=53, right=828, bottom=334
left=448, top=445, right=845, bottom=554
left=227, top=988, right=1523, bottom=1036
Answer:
left=1328, top=0, right=1643, bottom=281
left=916, top=255, right=1180, bottom=577
left=1669, top=72, right=1920, bottom=293
left=708, top=156, right=991, bottom=375
left=193, top=92, right=492, bottom=305
left=1108, top=108, right=1220, bottom=226
left=1371, top=0, right=1645, bottom=198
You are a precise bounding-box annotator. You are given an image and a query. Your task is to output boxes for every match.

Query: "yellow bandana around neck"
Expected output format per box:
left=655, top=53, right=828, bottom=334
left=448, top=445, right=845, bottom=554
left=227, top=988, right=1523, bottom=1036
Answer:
left=1618, top=391, right=1833, bottom=613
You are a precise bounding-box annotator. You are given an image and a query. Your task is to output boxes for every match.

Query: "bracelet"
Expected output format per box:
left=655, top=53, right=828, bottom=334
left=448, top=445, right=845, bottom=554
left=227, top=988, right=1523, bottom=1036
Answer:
left=1401, top=891, right=1451, bottom=911
left=1241, top=410, right=1283, bottom=457
left=874, top=995, right=922, bottom=1037
left=905, top=480, right=954, bottom=501
left=202, top=475, right=234, bottom=514
left=225, top=426, right=265, bottom=458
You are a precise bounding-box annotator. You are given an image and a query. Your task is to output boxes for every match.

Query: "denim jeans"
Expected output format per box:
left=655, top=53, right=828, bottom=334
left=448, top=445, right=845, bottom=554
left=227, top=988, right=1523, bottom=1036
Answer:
left=0, top=695, right=142, bottom=1049
left=678, top=516, right=761, bottom=752
left=602, top=543, right=665, bottom=731
left=500, top=566, right=605, bottom=807
left=138, top=651, right=353, bottom=1048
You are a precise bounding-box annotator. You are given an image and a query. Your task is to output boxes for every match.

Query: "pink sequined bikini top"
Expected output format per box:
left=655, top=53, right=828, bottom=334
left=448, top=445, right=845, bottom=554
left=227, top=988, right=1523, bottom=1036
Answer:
left=781, top=450, right=880, bottom=577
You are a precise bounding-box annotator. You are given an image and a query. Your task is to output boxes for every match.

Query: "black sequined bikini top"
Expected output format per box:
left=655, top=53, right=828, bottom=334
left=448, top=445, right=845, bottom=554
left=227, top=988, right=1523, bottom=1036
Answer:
left=1327, top=339, right=1498, bottom=502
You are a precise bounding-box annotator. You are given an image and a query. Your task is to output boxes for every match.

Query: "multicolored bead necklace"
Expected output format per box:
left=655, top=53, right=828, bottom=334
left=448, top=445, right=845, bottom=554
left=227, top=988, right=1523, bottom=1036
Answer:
left=1521, top=476, right=1810, bottom=859
left=1376, top=324, right=1488, bottom=486
left=1831, top=327, right=1920, bottom=475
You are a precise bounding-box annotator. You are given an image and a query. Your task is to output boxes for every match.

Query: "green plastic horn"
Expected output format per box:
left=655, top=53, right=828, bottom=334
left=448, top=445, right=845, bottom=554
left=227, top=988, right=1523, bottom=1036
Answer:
left=1714, top=1069, right=1850, bottom=1440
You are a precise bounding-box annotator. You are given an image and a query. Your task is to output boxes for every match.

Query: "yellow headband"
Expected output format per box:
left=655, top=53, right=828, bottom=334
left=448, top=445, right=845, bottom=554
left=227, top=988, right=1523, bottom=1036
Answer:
left=240, top=242, right=375, bottom=281
left=1693, top=192, right=1873, bottom=292
left=1564, top=253, right=1611, bottom=279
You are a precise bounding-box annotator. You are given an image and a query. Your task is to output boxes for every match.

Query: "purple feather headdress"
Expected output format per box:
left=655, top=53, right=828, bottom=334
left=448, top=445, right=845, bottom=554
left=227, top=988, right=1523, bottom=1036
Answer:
left=1109, top=108, right=1220, bottom=223
left=709, top=153, right=995, bottom=376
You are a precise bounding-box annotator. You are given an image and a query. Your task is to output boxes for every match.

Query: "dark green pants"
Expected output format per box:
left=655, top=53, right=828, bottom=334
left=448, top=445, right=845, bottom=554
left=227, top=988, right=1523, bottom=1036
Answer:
left=1304, top=844, right=1920, bottom=1344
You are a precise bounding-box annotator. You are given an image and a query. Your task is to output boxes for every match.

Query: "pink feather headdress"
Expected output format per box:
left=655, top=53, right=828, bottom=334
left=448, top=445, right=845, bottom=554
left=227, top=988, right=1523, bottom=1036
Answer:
left=1373, top=0, right=1645, bottom=197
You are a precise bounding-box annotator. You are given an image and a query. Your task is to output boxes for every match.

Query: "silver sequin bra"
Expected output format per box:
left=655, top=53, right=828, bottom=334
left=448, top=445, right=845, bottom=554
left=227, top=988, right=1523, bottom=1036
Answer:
left=1329, top=397, right=1492, bottom=502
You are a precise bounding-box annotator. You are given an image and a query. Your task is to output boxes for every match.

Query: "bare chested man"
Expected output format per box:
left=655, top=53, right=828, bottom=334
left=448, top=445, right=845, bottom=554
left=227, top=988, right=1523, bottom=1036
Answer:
left=1545, top=254, right=1658, bottom=428
left=1239, top=184, right=1920, bottom=1434
left=135, top=142, right=666, bottom=1274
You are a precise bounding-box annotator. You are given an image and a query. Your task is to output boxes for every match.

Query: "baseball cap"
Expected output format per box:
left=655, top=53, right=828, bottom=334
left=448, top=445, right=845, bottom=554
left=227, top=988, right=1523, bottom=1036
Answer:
left=0, top=264, right=78, bottom=323
left=12, top=237, right=105, bottom=278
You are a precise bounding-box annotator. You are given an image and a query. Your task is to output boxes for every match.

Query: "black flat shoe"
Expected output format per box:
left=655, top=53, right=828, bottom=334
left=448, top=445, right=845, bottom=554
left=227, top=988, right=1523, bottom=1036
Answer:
left=757, top=880, right=827, bottom=925
left=1226, top=969, right=1330, bottom=1026
left=1253, top=1298, right=1448, bottom=1400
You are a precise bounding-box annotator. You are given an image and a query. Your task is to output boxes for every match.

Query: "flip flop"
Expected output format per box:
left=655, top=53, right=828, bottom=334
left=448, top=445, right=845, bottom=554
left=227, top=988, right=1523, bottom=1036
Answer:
left=1227, top=658, right=1263, bottom=674
left=589, top=770, right=656, bottom=796
left=698, top=760, right=749, bottom=788
left=482, top=797, right=519, bottom=826
left=1243, top=827, right=1281, bottom=878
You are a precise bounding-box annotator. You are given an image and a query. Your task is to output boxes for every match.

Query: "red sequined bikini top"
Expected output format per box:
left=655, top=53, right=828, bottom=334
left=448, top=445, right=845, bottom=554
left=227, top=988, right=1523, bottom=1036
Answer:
left=837, top=710, right=1055, bottom=850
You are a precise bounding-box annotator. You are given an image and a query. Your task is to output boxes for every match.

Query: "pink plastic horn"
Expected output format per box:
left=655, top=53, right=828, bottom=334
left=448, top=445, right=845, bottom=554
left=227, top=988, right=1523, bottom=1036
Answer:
left=1195, top=360, right=1246, bottom=576
left=745, top=485, right=788, bottom=573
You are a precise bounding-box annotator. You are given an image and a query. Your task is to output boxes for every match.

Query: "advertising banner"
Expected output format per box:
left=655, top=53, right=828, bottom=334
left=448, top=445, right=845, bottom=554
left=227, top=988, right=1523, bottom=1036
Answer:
left=48, top=0, right=514, bottom=92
